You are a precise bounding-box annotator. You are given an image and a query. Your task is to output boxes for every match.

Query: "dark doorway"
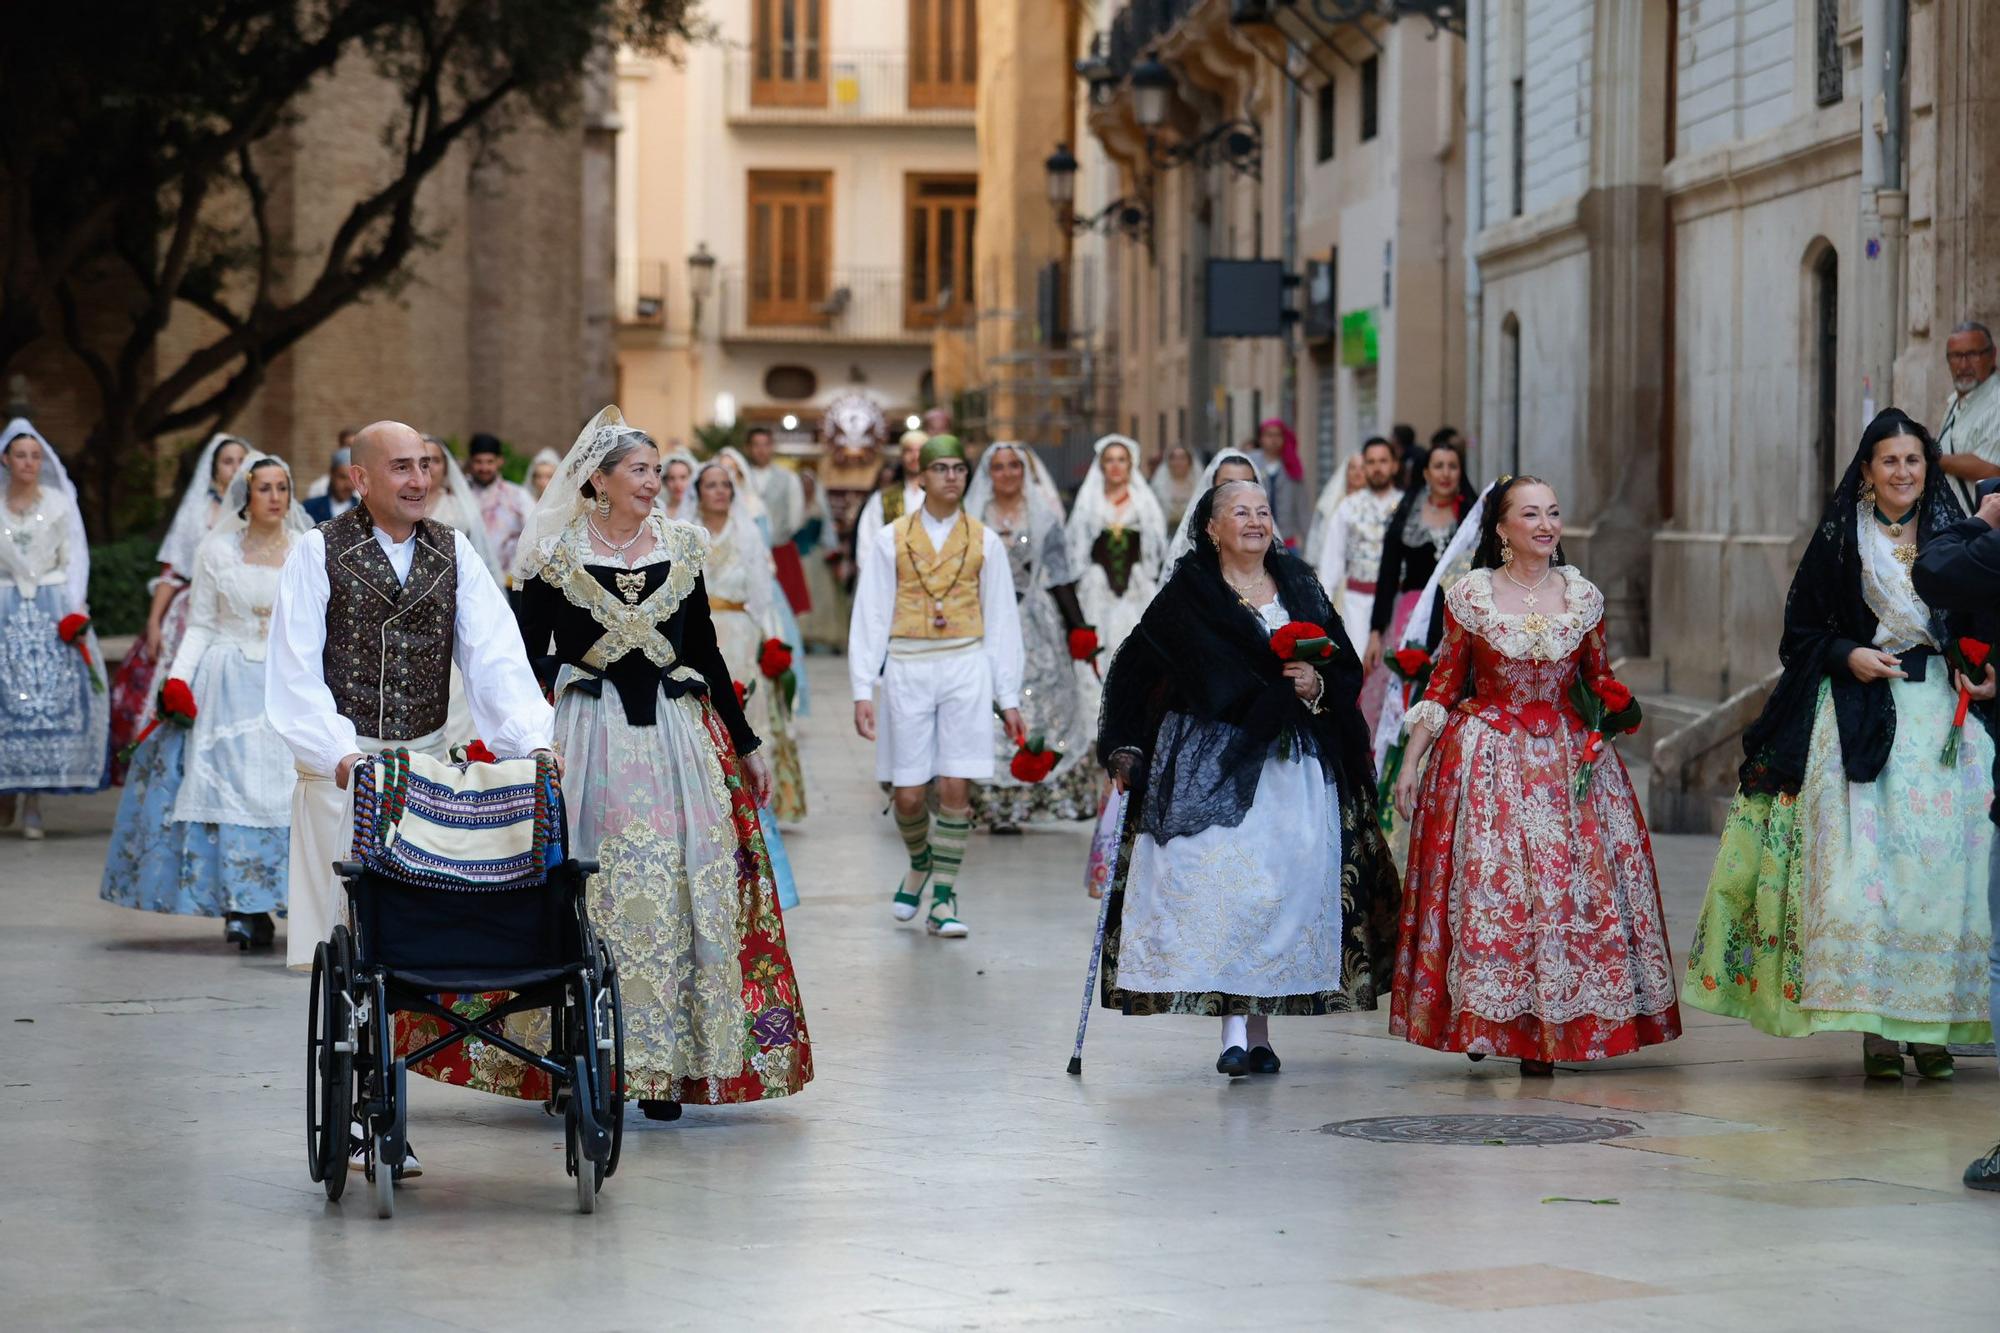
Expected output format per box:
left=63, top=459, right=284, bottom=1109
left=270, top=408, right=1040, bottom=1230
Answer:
left=1813, top=247, right=1839, bottom=497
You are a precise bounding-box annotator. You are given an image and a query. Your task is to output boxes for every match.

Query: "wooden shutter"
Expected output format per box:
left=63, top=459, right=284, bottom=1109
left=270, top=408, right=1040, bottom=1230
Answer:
left=752, top=0, right=826, bottom=109
left=908, top=0, right=977, bottom=111
left=905, top=173, right=977, bottom=329
left=748, top=170, right=832, bottom=326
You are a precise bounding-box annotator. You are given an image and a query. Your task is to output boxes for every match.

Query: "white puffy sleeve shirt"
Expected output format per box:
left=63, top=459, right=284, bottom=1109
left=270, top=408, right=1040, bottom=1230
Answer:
left=264, top=524, right=553, bottom=778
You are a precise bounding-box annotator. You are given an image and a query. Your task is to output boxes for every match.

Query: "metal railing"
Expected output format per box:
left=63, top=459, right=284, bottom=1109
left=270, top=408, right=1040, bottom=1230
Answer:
left=721, top=47, right=977, bottom=125
left=616, top=259, right=669, bottom=328
left=717, top=266, right=967, bottom=345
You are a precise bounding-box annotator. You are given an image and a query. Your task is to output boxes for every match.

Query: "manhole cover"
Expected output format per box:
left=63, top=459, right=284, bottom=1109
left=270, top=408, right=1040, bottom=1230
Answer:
left=1321, top=1114, right=1639, bottom=1146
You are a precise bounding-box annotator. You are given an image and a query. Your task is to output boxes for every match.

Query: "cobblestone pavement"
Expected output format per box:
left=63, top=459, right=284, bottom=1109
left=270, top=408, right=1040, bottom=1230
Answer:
left=3, top=659, right=1998, bottom=1330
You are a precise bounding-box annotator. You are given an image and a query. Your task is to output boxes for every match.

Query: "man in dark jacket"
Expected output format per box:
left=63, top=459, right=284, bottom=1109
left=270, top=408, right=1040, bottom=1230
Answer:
left=1912, top=485, right=2000, bottom=1192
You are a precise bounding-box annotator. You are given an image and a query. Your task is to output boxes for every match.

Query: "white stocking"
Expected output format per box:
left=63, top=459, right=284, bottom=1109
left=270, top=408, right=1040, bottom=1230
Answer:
left=1221, top=1014, right=1248, bottom=1052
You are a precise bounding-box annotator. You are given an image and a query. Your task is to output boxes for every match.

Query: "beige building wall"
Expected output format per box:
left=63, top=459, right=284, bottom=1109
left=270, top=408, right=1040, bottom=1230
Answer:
left=616, top=2, right=980, bottom=448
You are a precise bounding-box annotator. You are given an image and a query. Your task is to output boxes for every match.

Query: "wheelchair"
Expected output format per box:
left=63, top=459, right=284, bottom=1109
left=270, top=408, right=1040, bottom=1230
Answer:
left=304, top=853, right=625, bottom=1216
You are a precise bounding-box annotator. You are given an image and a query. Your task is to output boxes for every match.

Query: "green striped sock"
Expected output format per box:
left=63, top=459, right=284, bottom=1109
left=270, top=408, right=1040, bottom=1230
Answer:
left=895, top=807, right=932, bottom=895
left=930, top=810, right=971, bottom=898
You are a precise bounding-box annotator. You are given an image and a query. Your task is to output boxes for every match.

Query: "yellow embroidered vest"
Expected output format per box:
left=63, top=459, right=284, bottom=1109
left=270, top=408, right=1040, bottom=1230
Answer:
left=890, top=511, right=986, bottom=639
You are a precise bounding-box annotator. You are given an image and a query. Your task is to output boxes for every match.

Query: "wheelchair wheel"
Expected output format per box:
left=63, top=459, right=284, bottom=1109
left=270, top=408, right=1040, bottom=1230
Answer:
left=597, top=940, right=626, bottom=1180
left=373, top=1135, right=394, bottom=1219
left=306, top=940, right=351, bottom=1198
left=566, top=1102, right=597, bottom=1214
left=324, top=928, right=354, bottom=1202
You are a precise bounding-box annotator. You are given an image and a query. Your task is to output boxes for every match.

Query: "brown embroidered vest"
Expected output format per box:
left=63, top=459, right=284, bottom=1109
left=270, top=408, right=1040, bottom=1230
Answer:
left=321, top=508, right=458, bottom=741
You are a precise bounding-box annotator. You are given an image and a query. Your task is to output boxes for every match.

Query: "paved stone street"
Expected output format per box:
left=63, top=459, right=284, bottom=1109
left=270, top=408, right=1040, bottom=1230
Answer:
left=4, top=659, right=1999, bottom=1330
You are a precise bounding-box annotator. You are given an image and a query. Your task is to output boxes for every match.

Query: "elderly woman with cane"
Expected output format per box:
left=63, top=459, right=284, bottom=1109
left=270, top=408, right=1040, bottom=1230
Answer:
left=1088, top=479, right=1399, bottom=1077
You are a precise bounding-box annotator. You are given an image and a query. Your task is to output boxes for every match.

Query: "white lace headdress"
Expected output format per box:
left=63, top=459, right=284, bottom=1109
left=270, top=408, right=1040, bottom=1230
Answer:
left=1067, top=433, right=1168, bottom=571
left=512, top=406, right=658, bottom=583
left=965, top=441, right=1067, bottom=550
left=212, top=451, right=314, bottom=540
left=157, top=432, right=253, bottom=575
left=1166, top=447, right=1268, bottom=565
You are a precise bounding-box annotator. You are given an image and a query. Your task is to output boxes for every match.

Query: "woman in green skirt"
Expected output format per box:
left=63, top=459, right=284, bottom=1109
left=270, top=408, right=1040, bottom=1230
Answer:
left=1685, top=408, right=1995, bottom=1077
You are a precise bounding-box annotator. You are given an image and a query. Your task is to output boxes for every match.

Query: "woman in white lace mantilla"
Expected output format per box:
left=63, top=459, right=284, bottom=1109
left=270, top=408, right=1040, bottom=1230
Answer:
left=0, top=418, right=109, bottom=835
left=1069, top=434, right=1169, bottom=728
left=513, top=408, right=811, bottom=1118
left=100, top=454, right=308, bottom=947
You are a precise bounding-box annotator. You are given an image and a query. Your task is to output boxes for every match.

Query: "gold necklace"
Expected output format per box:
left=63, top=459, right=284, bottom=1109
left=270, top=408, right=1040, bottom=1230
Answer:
left=1501, top=562, right=1556, bottom=608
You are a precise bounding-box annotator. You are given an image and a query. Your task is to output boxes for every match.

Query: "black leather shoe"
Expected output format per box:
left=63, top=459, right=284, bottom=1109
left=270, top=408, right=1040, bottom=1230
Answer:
left=1215, top=1046, right=1250, bottom=1078
left=1247, top=1045, right=1281, bottom=1074
left=223, top=914, right=252, bottom=950
left=1965, top=1144, right=2000, bottom=1192
left=248, top=913, right=276, bottom=947
left=639, top=1099, right=683, bottom=1122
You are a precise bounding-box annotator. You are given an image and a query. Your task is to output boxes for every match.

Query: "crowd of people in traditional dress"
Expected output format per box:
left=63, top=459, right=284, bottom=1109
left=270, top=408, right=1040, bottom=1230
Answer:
left=11, top=319, right=2000, bottom=1191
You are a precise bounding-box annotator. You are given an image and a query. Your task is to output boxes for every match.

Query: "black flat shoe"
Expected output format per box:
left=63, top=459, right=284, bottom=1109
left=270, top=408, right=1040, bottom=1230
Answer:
left=1247, top=1045, right=1281, bottom=1074
left=1520, top=1059, right=1555, bottom=1077
left=639, top=1099, right=683, bottom=1122
left=248, top=913, right=276, bottom=947
left=1215, top=1046, right=1250, bottom=1078
left=223, top=914, right=252, bottom=950
left=1466, top=1053, right=1487, bottom=1063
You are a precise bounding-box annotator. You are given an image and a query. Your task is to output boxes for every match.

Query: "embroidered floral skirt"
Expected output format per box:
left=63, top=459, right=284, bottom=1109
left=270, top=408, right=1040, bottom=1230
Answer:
left=1390, top=711, right=1682, bottom=1061
left=0, top=584, right=109, bottom=793
left=1685, top=676, right=1994, bottom=1042
left=98, top=724, right=288, bottom=917
left=397, top=688, right=812, bottom=1105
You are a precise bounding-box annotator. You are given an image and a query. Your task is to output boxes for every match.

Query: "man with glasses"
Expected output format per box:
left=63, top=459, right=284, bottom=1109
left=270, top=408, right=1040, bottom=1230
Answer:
left=1938, top=320, right=2000, bottom=511
left=848, top=435, right=1024, bottom=939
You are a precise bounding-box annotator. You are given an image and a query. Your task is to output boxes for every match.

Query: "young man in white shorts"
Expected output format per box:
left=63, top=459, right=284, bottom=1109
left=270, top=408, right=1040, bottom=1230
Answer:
left=849, top=435, right=1023, bottom=937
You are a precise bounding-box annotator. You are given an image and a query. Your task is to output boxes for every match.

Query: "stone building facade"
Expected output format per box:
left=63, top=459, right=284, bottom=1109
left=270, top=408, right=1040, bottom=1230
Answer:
left=1464, top=0, right=2000, bottom=827
left=14, top=55, right=616, bottom=501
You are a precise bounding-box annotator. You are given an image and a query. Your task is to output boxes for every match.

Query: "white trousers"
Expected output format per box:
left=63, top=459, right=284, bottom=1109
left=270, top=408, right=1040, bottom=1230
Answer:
left=876, top=647, right=996, bottom=786
left=284, top=728, right=448, bottom=969
left=1337, top=588, right=1374, bottom=652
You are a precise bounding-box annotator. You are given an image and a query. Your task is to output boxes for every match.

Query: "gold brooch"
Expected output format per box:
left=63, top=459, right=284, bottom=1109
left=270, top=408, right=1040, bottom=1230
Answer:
left=615, top=571, right=647, bottom=604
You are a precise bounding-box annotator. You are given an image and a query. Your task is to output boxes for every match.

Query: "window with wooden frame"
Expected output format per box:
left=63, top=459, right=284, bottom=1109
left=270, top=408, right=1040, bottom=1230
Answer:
left=747, top=170, right=832, bottom=326
left=904, top=173, right=976, bottom=329
left=908, top=0, right=977, bottom=110
left=752, top=0, right=826, bottom=109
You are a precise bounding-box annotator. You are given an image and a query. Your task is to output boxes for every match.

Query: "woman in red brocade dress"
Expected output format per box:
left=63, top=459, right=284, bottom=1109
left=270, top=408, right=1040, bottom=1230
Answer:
left=1389, top=477, right=1680, bottom=1074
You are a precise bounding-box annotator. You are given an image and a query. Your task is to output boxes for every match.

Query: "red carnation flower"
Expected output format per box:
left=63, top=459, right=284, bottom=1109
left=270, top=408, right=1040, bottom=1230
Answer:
left=1391, top=647, right=1432, bottom=677
left=1591, top=678, right=1635, bottom=713
left=1067, top=627, right=1101, bottom=662
left=462, top=739, right=498, bottom=765
left=1959, top=637, right=1992, bottom=670
left=733, top=679, right=751, bottom=708
left=57, top=612, right=89, bottom=644
left=1269, top=621, right=1334, bottom=663
left=757, top=637, right=794, bottom=680
left=159, top=677, right=197, bottom=721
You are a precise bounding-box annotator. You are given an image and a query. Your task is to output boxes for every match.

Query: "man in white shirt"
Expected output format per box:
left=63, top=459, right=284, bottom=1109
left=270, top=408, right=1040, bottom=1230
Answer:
left=743, top=426, right=812, bottom=614
left=266, top=420, right=554, bottom=972
left=849, top=435, right=1024, bottom=940
left=464, top=432, right=533, bottom=577
left=1939, top=321, right=2000, bottom=512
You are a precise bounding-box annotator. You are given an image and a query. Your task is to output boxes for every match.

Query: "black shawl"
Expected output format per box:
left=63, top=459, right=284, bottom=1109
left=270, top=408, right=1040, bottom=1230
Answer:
left=1739, top=410, right=1977, bottom=793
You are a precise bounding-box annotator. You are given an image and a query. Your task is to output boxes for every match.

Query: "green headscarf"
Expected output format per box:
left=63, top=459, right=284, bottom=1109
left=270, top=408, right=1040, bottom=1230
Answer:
left=918, top=435, right=965, bottom=470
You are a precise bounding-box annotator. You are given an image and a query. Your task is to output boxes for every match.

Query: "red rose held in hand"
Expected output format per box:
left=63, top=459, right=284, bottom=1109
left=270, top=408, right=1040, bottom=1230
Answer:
left=757, top=637, right=794, bottom=680
left=1592, top=678, right=1634, bottom=713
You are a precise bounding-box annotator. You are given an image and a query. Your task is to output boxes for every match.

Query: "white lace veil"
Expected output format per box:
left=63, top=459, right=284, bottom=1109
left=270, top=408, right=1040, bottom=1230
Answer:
left=694, top=458, right=778, bottom=633
left=422, top=438, right=500, bottom=577
left=1066, top=433, right=1169, bottom=571
left=1166, top=447, right=1269, bottom=565
left=713, top=446, right=771, bottom=524
left=213, top=451, right=313, bottom=539
left=1372, top=478, right=1495, bottom=768
left=512, top=406, right=660, bottom=583
left=526, top=447, right=562, bottom=499
left=659, top=448, right=700, bottom=523
left=157, top=432, right=252, bottom=575
left=965, top=441, right=1067, bottom=559
left=2, top=417, right=91, bottom=610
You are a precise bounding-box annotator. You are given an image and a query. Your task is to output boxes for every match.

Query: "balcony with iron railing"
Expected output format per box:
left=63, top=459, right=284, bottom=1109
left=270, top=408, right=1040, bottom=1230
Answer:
left=716, top=266, right=971, bottom=346
left=722, top=46, right=977, bottom=127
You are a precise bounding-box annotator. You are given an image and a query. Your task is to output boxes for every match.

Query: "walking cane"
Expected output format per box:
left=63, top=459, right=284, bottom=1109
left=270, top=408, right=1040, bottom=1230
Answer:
left=1067, top=787, right=1126, bottom=1076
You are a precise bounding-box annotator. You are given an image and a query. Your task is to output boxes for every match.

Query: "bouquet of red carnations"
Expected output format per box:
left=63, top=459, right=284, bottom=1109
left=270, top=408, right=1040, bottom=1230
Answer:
left=1942, top=637, right=1993, bottom=765
left=758, top=637, right=797, bottom=713
left=1008, top=732, right=1061, bottom=784
left=118, top=677, right=196, bottom=762
left=1067, top=627, right=1102, bottom=678
left=57, top=612, right=103, bottom=693
left=1567, top=675, right=1643, bottom=802
left=1269, top=620, right=1335, bottom=663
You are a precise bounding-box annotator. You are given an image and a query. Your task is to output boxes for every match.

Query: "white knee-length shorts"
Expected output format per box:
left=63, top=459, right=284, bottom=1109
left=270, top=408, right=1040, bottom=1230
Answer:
left=876, top=647, right=997, bottom=786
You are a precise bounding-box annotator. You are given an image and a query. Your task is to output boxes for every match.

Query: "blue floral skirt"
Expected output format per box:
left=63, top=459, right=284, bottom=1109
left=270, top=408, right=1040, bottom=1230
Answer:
left=99, top=726, right=287, bottom=917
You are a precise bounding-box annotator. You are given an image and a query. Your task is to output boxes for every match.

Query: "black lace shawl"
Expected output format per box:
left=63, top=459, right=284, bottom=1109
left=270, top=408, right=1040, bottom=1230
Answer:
left=1739, top=411, right=1973, bottom=793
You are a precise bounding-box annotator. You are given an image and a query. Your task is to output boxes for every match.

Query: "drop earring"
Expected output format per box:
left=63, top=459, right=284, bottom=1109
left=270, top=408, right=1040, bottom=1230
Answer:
left=1500, top=536, right=1515, bottom=566
left=1859, top=477, right=1877, bottom=508
left=594, top=490, right=612, bottom=517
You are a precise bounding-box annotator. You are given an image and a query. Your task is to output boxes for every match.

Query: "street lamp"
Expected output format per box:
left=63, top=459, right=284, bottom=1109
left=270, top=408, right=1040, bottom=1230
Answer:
left=1045, top=143, right=1079, bottom=210
left=1043, top=142, right=1153, bottom=249
left=686, top=242, right=716, bottom=336
left=1122, top=58, right=1264, bottom=180
left=1130, top=57, right=1174, bottom=130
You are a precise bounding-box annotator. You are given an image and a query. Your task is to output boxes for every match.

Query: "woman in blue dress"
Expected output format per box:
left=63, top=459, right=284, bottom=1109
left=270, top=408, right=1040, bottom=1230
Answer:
left=100, top=455, right=310, bottom=948
left=0, top=418, right=108, bottom=836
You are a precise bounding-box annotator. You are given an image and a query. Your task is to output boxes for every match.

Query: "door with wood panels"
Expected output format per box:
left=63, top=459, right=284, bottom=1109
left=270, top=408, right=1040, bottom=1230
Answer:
left=904, top=173, right=976, bottom=330
left=908, top=0, right=976, bottom=110
left=748, top=170, right=832, bottom=326
left=752, top=0, right=826, bottom=109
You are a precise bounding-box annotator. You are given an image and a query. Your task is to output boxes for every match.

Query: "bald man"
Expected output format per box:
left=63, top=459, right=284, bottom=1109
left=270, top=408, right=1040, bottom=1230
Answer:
left=266, top=420, right=554, bottom=967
